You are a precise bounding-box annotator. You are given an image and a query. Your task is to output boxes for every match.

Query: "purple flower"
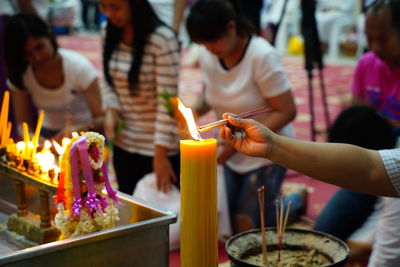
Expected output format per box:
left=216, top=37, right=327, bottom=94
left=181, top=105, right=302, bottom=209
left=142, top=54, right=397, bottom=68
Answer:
left=72, top=198, right=83, bottom=217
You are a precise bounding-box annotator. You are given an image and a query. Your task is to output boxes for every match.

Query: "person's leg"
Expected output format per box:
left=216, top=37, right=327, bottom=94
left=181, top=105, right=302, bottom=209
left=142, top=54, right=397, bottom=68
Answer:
left=80, top=0, right=89, bottom=29
left=113, top=146, right=152, bottom=194
left=313, top=188, right=377, bottom=240
left=233, top=164, right=286, bottom=233
left=224, top=165, right=243, bottom=233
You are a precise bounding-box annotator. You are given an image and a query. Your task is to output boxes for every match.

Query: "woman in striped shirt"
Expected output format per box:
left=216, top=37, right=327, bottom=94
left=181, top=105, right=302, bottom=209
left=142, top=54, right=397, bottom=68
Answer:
left=100, top=0, right=180, bottom=194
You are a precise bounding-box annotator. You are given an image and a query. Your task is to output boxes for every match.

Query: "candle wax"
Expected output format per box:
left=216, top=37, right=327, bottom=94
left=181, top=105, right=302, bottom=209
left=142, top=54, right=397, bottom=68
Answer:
left=180, top=139, right=218, bottom=267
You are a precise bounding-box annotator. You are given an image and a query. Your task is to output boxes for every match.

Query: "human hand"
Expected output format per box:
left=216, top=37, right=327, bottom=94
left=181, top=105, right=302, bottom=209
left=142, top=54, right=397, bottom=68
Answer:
left=153, top=147, right=177, bottom=193
left=219, top=113, right=274, bottom=158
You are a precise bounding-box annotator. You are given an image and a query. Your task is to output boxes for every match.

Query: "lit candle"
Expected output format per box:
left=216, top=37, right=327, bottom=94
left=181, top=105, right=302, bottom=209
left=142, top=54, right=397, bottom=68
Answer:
left=0, top=90, right=9, bottom=144
left=180, top=138, right=218, bottom=267
left=32, top=110, right=44, bottom=146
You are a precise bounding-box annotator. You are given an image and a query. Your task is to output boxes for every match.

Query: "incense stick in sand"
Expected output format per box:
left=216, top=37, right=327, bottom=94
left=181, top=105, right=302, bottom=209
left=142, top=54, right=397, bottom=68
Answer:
left=276, top=195, right=291, bottom=263
left=257, top=186, right=268, bottom=266
left=198, top=106, right=272, bottom=133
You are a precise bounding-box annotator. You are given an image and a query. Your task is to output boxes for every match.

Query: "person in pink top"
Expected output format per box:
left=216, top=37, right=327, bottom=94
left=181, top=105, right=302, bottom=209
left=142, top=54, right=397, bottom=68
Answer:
left=352, top=51, right=400, bottom=126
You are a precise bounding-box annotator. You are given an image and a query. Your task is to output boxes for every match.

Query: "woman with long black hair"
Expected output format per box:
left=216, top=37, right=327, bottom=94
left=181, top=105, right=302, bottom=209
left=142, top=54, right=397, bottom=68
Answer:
left=100, top=0, right=181, bottom=195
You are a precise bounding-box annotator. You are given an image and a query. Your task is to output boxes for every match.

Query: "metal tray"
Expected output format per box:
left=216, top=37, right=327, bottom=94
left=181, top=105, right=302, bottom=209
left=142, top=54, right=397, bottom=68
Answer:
left=0, top=172, right=177, bottom=267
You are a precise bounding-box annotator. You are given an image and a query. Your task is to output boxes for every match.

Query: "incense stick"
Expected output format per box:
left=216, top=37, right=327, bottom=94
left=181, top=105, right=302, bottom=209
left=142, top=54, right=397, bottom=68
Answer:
left=258, top=186, right=268, bottom=266
left=276, top=195, right=290, bottom=263
left=198, top=106, right=272, bottom=133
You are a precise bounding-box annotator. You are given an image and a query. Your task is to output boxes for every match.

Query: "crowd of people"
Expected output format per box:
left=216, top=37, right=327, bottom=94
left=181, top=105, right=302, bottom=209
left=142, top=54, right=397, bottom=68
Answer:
left=1, top=0, right=400, bottom=265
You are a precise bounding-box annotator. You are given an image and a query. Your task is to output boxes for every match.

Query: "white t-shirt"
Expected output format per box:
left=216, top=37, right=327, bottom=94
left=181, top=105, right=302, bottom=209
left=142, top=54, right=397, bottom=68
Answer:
left=148, top=0, right=174, bottom=26
left=200, top=36, right=293, bottom=173
left=368, top=197, right=400, bottom=267
left=9, top=49, right=97, bottom=131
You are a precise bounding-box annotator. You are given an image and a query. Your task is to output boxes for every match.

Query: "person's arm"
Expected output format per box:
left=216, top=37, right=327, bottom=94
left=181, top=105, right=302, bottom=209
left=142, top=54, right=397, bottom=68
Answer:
left=83, top=78, right=104, bottom=130
left=257, top=90, right=296, bottom=132
left=220, top=114, right=399, bottom=197
left=172, top=0, right=186, bottom=33
left=10, top=89, right=36, bottom=138
left=54, top=79, right=104, bottom=140
left=193, top=85, right=211, bottom=119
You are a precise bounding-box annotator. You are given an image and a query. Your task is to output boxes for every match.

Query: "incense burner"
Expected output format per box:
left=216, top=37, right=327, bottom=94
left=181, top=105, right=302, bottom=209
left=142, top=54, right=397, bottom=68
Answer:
left=226, top=228, right=349, bottom=267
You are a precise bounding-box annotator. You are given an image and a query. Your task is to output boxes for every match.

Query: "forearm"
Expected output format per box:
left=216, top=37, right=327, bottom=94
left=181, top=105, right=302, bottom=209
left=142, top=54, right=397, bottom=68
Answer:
left=172, top=0, right=186, bottom=33
left=256, top=110, right=295, bottom=133
left=269, top=135, right=397, bottom=196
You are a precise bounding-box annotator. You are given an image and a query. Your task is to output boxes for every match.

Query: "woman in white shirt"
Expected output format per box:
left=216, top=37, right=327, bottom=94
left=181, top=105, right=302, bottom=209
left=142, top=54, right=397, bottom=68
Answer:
left=186, top=0, right=297, bottom=234
left=4, top=13, right=103, bottom=140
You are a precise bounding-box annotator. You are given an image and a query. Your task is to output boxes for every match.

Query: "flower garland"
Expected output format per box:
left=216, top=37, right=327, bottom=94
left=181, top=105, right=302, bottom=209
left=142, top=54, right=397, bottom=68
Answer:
left=55, top=132, right=120, bottom=238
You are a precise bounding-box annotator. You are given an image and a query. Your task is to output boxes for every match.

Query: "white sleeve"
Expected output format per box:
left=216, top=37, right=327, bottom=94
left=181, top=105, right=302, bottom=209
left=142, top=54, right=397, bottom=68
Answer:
left=70, top=52, right=98, bottom=91
left=254, top=49, right=291, bottom=98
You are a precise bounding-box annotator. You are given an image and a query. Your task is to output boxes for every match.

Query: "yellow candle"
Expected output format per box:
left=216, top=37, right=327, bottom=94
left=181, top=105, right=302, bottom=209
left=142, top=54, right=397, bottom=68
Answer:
left=180, top=139, right=218, bottom=267
left=32, top=110, right=44, bottom=146
left=2, top=121, right=12, bottom=146
left=0, top=90, right=10, bottom=141
left=22, top=122, right=30, bottom=143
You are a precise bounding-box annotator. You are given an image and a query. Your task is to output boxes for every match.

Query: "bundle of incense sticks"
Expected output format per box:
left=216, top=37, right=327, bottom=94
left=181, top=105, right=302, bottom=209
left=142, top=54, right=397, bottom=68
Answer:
left=275, top=196, right=292, bottom=263
left=257, top=186, right=268, bottom=266
left=198, top=106, right=272, bottom=133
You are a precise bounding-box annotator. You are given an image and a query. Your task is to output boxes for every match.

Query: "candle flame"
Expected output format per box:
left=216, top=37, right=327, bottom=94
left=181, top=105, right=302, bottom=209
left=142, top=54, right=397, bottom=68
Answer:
left=176, top=98, right=202, bottom=141
left=52, top=139, right=64, bottom=156
left=44, top=140, right=51, bottom=149
left=35, top=151, right=55, bottom=172
left=16, top=141, right=26, bottom=152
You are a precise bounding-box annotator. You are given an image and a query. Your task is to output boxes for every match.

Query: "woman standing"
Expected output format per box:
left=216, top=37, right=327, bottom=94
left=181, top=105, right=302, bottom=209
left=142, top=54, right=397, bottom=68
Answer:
left=100, top=0, right=181, bottom=194
left=186, top=0, right=297, bottom=233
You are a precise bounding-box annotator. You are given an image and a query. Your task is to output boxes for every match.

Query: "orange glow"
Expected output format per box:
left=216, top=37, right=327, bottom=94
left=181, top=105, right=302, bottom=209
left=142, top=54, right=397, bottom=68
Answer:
left=16, top=141, right=26, bottom=156
left=35, top=151, right=55, bottom=172
left=40, top=140, right=52, bottom=153
left=176, top=98, right=201, bottom=141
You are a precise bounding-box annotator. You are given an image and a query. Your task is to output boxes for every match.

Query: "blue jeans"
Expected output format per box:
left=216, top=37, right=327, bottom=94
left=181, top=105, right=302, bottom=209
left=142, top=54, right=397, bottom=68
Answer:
left=224, top=164, right=286, bottom=230
left=313, top=188, right=377, bottom=240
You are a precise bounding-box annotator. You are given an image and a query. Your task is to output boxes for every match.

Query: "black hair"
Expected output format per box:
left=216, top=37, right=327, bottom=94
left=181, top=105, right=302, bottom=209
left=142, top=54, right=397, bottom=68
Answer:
left=103, top=0, right=163, bottom=93
left=3, top=13, right=58, bottom=90
left=367, top=0, right=400, bottom=32
left=186, top=0, right=256, bottom=43
left=328, top=106, right=396, bottom=150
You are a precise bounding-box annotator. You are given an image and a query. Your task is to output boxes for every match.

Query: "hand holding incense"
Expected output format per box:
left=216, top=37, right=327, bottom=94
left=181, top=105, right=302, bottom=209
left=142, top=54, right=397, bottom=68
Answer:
left=198, top=106, right=272, bottom=133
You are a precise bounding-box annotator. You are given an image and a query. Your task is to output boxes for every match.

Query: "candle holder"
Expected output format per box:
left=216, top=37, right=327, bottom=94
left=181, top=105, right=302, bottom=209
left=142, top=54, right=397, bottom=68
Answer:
left=22, top=158, right=31, bottom=171
left=15, top=155, right=23, bottom=169
left=48, top=168, right=56, bottom=183
left=6, top=151, right=16, bottom=167
left=0, top=162, right=60, bottom=244
left=31, top=161, right=41, bottom=176
left=0, top=146, right=6, bottom=158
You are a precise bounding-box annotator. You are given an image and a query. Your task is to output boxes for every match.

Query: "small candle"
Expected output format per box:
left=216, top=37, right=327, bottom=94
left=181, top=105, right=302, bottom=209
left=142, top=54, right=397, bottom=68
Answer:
left=0, top=91, right=9, bottom=143
left=180, top=139, right=218, bottom=267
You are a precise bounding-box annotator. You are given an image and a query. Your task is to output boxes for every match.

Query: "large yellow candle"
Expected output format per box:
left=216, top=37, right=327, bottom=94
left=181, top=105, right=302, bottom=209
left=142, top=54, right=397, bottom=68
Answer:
left=180, top=139, right=218, bottom=267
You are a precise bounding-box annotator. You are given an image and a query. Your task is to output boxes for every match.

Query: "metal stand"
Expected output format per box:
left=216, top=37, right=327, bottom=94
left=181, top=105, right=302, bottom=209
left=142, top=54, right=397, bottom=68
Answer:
left=301, top=0, right=330, bottom=141
left=1, top=163, right=60, bottom=244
